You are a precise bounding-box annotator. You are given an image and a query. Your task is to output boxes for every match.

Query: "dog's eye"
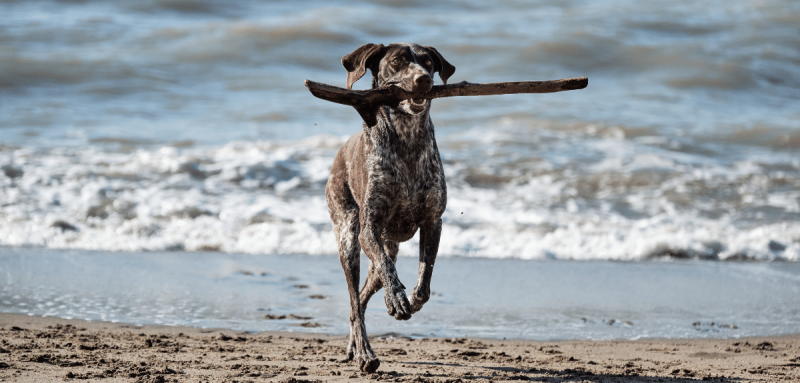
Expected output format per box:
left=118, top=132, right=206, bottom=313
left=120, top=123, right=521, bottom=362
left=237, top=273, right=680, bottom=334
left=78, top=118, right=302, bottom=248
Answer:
left=391, top=57, right=402, bottom=65
left=425, top=59, right=432, bottom=67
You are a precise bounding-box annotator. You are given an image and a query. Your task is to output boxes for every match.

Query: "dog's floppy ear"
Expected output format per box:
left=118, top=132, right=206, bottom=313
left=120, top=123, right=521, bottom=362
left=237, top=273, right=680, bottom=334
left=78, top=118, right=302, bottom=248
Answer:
left=342, top=43, right=385, bottom=90
left=424, top=46, right=456, bottom=85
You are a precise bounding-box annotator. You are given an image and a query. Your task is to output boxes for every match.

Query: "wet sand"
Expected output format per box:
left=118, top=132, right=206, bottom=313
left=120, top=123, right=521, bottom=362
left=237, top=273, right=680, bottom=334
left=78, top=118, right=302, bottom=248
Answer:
left=7, top=248, right=800, bottom=341
left=1, top=313, right=799, bottom=382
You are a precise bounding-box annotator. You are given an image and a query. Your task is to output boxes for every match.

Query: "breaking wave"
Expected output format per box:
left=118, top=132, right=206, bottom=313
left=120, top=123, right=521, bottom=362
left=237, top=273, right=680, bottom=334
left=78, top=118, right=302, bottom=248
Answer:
left=2, top=122, right=798, bottom=261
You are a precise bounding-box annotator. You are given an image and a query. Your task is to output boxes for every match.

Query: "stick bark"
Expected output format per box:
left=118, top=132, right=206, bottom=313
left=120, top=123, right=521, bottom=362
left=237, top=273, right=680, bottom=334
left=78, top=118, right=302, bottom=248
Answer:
left=304, top=77, right=587, bottom=125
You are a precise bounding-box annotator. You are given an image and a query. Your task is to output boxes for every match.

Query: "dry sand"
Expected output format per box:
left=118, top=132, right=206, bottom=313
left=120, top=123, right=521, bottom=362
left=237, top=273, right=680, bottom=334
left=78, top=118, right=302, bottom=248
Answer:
left=1, top=313, right=798, bottom=383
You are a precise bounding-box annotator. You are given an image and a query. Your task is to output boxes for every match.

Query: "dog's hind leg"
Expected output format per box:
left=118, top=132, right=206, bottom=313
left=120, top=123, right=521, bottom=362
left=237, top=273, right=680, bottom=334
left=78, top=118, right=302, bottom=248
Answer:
left=409, top=218, right=441, bottom=313
left=359, top=240, right=398, bottom=311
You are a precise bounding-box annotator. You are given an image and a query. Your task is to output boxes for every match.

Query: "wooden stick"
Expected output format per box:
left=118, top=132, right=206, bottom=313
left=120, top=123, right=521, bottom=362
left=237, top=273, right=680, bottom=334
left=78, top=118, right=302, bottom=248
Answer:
left=304, top=77, right=587, bottom=108
left=304, top=77, right=588, bottom=125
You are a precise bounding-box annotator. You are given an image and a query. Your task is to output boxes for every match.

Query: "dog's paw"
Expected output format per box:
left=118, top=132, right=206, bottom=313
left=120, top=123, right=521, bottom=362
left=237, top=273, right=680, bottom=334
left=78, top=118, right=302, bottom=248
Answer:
left=409, top=288, right=430, bottom=313
left=384, top=289, right=412, bottom=320
left=355, top=354, right=380, bottom=373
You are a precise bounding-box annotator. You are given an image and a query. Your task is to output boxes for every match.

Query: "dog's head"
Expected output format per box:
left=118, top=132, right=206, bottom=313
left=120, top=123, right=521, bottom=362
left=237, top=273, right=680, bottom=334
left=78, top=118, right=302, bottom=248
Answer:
left=342, top=43, right=456, bottom=115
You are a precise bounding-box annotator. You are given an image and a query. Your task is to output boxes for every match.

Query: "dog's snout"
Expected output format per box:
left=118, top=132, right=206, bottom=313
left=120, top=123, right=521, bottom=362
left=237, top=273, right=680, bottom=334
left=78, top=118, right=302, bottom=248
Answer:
left=414, top=74, right=432, bottom=90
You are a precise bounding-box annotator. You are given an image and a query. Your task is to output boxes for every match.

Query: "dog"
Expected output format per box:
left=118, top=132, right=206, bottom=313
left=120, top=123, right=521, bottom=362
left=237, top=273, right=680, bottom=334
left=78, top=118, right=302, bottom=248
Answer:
left=325, top=43, right=455, bottom=373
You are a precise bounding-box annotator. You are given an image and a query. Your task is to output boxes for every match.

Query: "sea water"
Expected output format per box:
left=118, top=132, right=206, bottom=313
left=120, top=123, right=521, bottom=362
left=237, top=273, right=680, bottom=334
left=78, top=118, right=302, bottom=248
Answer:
left=1, top=0, right=799, bottom=338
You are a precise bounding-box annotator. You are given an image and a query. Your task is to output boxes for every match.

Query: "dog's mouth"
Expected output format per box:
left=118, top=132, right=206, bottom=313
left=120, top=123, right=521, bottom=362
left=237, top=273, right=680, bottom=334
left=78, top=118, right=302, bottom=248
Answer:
left=404, top=98, right=427, bottom=113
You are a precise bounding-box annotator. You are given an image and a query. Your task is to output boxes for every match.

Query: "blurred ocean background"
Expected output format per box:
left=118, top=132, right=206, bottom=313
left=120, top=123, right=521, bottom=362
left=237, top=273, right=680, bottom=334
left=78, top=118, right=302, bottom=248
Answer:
left=2, top=0, right=800, bottom=340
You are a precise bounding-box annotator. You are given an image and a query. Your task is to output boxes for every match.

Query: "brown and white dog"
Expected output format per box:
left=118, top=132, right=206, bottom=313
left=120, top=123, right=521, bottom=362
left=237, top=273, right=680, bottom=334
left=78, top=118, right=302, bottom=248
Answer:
left=325, top=43, right=455, bottom=372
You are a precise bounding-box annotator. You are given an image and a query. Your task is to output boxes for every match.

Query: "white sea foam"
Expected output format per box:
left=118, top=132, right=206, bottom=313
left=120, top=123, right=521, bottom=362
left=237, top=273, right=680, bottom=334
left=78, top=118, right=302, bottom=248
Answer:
left=2, top=124, right=799, bottom=261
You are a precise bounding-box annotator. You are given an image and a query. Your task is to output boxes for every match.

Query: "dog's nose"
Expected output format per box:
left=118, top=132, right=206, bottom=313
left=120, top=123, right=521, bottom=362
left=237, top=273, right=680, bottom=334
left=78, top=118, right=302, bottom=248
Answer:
left=414, top=74, right=432, bottom=90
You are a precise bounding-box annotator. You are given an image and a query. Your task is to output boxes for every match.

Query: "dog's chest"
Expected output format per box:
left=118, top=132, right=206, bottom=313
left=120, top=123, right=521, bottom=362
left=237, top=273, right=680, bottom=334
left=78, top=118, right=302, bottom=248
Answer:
left=371, top=112, right=446, bottom=231
left=377, top=112, right=443, bottom=188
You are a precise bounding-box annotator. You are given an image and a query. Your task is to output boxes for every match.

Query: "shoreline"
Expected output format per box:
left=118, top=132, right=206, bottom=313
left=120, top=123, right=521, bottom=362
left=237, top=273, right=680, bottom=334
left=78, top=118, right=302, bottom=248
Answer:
left=1, top=313, right=798, bottom=382
left=5, top=248, right=800, bottom=342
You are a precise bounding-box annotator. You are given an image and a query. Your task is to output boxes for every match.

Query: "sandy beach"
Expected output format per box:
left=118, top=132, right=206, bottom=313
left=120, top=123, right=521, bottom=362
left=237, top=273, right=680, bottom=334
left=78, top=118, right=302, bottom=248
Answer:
left=1, top=313, right=798, bottom=383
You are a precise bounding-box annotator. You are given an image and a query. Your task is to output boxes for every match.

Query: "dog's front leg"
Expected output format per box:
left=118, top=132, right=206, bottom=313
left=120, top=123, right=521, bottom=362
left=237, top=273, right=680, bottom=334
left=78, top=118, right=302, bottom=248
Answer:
left=359, top=217, right=412, bottom=320
left=410, top=218, right=441, bottom=313
left=340, top=250, right=379, bottom=372
left=331, top=204, right=379, bottom=372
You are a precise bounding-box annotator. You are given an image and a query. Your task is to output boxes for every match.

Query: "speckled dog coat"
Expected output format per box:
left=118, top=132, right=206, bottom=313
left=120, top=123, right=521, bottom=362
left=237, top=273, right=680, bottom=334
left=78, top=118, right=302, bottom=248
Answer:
left=325, top=43, right=456, bottom=373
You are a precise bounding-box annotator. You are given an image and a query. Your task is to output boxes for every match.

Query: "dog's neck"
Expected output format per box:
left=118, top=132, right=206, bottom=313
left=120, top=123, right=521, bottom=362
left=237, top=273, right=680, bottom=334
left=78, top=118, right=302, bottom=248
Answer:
left=382, top=105, right=432, bottom=146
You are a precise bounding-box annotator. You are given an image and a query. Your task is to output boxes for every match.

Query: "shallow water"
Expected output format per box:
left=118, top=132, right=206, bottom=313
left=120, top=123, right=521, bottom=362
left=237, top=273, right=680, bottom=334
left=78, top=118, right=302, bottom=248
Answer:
left=2, top=247, right=799, bottom=340
left=2, top=1, right=800, bottom=260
